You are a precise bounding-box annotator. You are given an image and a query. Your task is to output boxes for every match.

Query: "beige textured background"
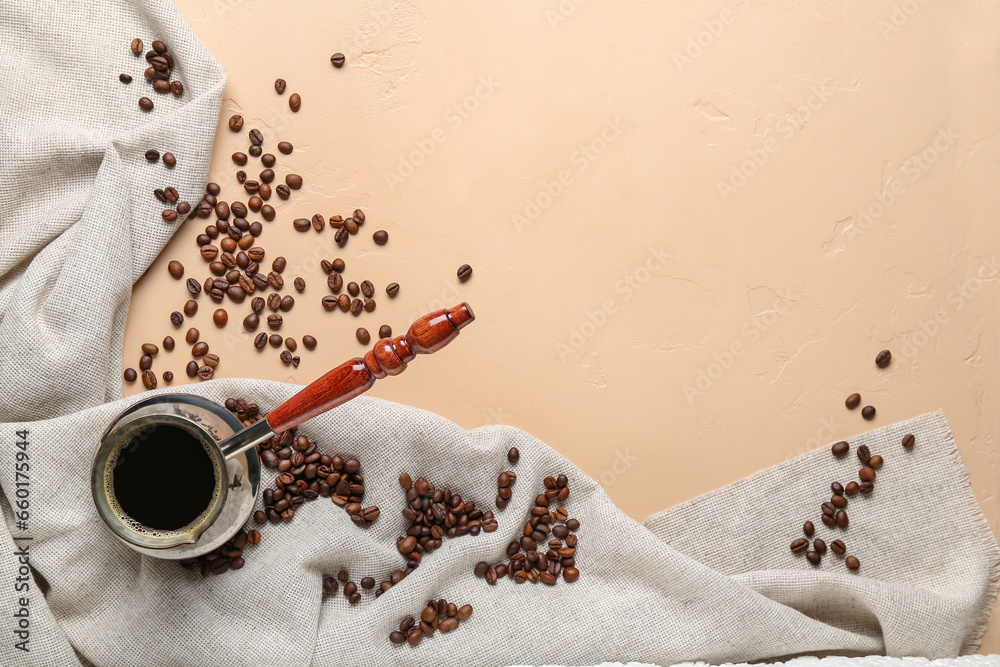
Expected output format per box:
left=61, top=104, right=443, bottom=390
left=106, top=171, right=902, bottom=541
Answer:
left=124, top=0, right=1000, bottom=650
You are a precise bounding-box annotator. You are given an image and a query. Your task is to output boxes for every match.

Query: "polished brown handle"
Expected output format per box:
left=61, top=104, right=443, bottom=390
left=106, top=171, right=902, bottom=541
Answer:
left=266, top=303, right=475, bottom=433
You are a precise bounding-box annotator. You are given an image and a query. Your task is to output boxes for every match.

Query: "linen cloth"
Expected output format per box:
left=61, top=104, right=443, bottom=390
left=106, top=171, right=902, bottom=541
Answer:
left=0, top=1, right=998, bottom=666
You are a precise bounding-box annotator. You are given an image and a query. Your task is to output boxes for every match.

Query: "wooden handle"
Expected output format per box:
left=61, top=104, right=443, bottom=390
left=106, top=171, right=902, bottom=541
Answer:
left=266, top=303, right=475, bottom=433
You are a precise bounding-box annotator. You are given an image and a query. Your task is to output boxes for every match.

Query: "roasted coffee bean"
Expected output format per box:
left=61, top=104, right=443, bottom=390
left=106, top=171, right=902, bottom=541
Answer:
left=162, top=336, right=175, bottom=352
left=830, top=539, right=846, bottom=555
left=360, top=280, right=375, bottom=298
left=140, top=369, right=157, bottom=390
left=821, top=502, right=836, bottom=516
left=192, top=341, right=209, bottom=357
left=835, top=510, right=849, bottom=528
left=790, top=537, right=809, bottom=554
left=330, top=52, right=346, bottom=67
left=861, top=405, right=876, bottom=420
left=119, top=73, right=133, bottom=84
left=859, top=481, right=874, bottom=494
left=143, top=66, right=154, bottom=81
left=177, top=201, right=191, bottom=216
left=347, top=282, right=359, bottom=297
left=868, top=454, right=883, bottom=468
left=321, top=295, right=338, bottom=311
left=857, top=445, right=871, bottom=464
left=254, top=332, right=267, bottom=350
left=280, top=295, right=295, bottom=312
left=373, top=230, right=388, bottom=245
left=275, top=140, right=294, bottom=155
left=293, top=277, right=305, bottom=292
left=378, top=325, right=392, bottom=339
left=565, top=518, right=580, bottom=531
left=859, top=467, right=875, bottom=482
left=845, top=481, right=860, bottom=496
left=154, top=188, right=168, bottom=203
left=350, top=298, right=363, bottom=315
left=327, top=273, right=343, bottom=292
left=457, top=264, right=473, bottom=282
left=335, top=227, right=348, bottom=247
left=902, top=433, right=915, bottom=449
left=170, top=81, right=183, bottom=96
left=138, top=96, right=154, bottom=111
left=185, top=327, right=200, bottom=344
left=331, top=258, right=345, bottom=273
left=806, top=550, right=821, bottom=566
left=162, top=209, right=177, bottom=221
left=167, top=260, right=184, bottom=278
left=293, top=218, right=310, bottom=232
left=345, top=218, right=359, bottom=234
left=267, top=294, right=281, bottom=311
left=243, top=180, right=260, bottom=194
left=259, top=168, right=275, bottom=185
left=229, top=114, right=244, bottom=131
left=275, top=184, right=290, bottom=201
left=813, top=538, right=827, bottom=555
left=213, top=309, right=228, bottom=327
left=267, top=314, right=283, bottom=330
left=248, top=128, right=263, bottom=146
left=123, top=368, right=137, bottom=383
left=131, top=38, right=144, bottom=55
left=268, top=272, right=284, bottom=290
left=288, top=93, right=302, bottom=112
left=203, top=353, right=220, bottom=367
left=186, top=360, right=199, bottom=377
left=875, top=349, right=892, bottom=368
left=138, top=355, right=153, bottom=372
left=302, top=335, right=317, bottom=350
left=383, top=283, right=400, bottom=299
left=311, top=213, right=325, bottom=231
left=831, top=441, right=849, bottom=457
left=141, top=343, right=159, bottom=357
left=803, top=520, right=814, bottom=536
left=356, top=328, right=370, bottom=345
left=562, top=566, right=580, bottom=582
left=152, top=79, right=171, bottom=93
left=144, top=148, right=160, bottom=162
left=231, top=151, right=248, bottom=167
left=163, top=187, right=179, bottom=203
left=831, top=495, right=847, bottom=508
left=845, top=393, right=861, bottom=409
left=186, top=278, right=202, bottom=294
left=845, top=555, right=860, bottom=569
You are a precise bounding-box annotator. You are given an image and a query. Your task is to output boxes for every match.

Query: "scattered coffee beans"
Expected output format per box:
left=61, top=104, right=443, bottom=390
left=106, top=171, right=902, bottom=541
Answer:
left=875, top=349, right=892, bottom=368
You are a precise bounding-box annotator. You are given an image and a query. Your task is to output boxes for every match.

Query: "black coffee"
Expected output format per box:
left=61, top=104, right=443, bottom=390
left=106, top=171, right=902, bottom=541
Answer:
left=113, top=424, right=216, bottom=530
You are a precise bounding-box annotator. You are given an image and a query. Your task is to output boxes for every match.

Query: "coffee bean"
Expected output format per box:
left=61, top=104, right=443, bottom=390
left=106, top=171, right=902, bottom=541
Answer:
left=831, top=482, right=844, bottom=495
left=130, top=38, right=143, bottom=55
left=163, top=187, right=179, bottom=203
left=346, top=282, right=359, bottom=297
left=844, top=481, right=860, bottom=496
left=321, top=295, right=338, bottom=311
left=165, top=260, right=184, bottom=279
left=254, top=332, right=267, bottom=350
left=288, top=93, right=301, bottom=111
left=859, top=481, right=874, bottom=494
left=185, top=360, right=198, bottom=377
left=360, top=280, right=374, bottom=297
left=806, top=551, right=821, bottom=566
left=875, top=349, right=892, bottom=368
left=835, top=510, right=849, bottom=528
left=168, top=311, right=183, bottom=326
left=266, top=314, right=283, bottom=330
left=363, top=297, right=376, bottom=312
left=330, top=52, right=346, bottom=67
left=249, top=129, right=263, bottom=146
left=332, top=258, right=345, bottom=272
left=303, top=335, right=317, bottom=350
left=229, top=114, right=244, bottom=131
left=144, top=66, right=154, bottom=81
left=385, top=282, right=399, bottom=297
left=356, top=328, right=370, bottom=345
left=153, top=79, right=171, bottom=94
left=144, top=148, right=160, bottom=162
left=177, top=201, right=191, bottom=215
left=803, top=520, right=814, bottom=536
left=186, top=278, right=202, bottom=294
left=457, top=264, right=473, bottom=282
left=345, top=218, right=359, bottom=234
left=565, top=518, right=580, bottom=531
left=859, top=466, right=876, bottom=482
left=198, top=365, right=214, bottom=380
left=119, top=73, right=133, bottom=84
left=185, top=328, right=200, bottom=344
left=868, top=454, right=883, bottom=468
left=280, top=295, right=295, bottom=312
left=138, top=97, right=154, bottom=111
left=170, top=81, right=183, bottom=96
left=389, top=631, right=406, bottom=645
left=831, top=441, right=849, bottom=457
left=335, top=227, right=348, bottom=246
left=378, top=325, right=392, bottom=339
left=821, top=502, right=835, bottom=516
left=139, top=355, right=152, bottom=371
left=292, top=218, right=310, bottom=232
left=813, top=538, right=827, bottom=554
left=162, top=209, right=177, bottom=222
left=267, top=272, right=284, bottom=290
left=562, top=566, right=580, bottom=582
left=123, top=368, right=137, bottom=382
left=856, top=445, right=871, bottom=464
left=350, top=298, right=363, bottom=315
left=373, top=230, right=388, bottom=245
left=902, top=433, right=915, bottom=449
left=192, top=341, right=209, bottom=357
left=790, top=537, right=809, bottom=554
left=140, top=343, right=159, bottom=357
left=845, top=555, right=860, bottom=569
left=212, top=309, right=228, bottom=327
left=830, top=539, right=846, bottom=555
left=162, top=336, right=175, bottom=351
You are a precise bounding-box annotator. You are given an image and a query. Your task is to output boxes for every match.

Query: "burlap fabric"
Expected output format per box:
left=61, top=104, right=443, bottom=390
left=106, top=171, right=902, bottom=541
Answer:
left=0, top=1, right=997, bottom=665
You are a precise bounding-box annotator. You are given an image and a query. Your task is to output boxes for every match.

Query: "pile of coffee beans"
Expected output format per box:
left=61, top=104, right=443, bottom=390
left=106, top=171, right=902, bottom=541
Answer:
left=125, top=38, right=184, bottom=114
left=179, top=527, right=260, bottom=576
left=841, top=349, right=892, bottom=421
left=389, top=599, right=473, bottom=647
left=476, top=475, right=580, bottom=586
